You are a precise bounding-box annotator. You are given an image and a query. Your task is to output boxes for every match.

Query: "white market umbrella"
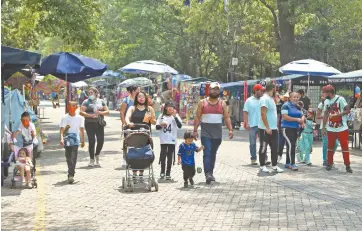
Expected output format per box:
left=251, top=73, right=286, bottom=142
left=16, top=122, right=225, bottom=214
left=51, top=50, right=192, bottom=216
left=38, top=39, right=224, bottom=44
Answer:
left=71, top=81, right=88, bottom=88
left=119, top=60, right=178, bottom=74
left=279, top=59, right=341, bottom=94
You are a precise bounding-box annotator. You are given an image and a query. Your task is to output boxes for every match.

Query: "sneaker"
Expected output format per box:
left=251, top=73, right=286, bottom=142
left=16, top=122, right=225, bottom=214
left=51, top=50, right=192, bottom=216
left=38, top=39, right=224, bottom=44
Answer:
left=272, top=166, right=284, bottom=173
left=306, top=162, right=312, bottom=166
left=22, top=179, right=26, bottom=186
left=265, top=161, right=271, bottom=166
left=346, top=165, right=353, bottom=173
left=277, top=156, right=282, bottom=163
left=189, top=178, right=194, bottom=186
left=165, top=175, right=171, bottom=180
left=323, top=161, right=327, bottom=167
left=160, top=173, right=165, bottom=179
left=88, top=159, right=94, bottom=167
left=291, top=164, right=298, bottom=171
left=210, top=175, right=215, bottom=181
left=251, top=160, right=258, bottom=165
left=68, top=176, right=74, bottom=184
left=326, top=165, right=332, bottom=171
left=27, top=183, right=33, bottom=189
left=184, top=181, right=188, bottom=188
left=260, top=166, right=271, bottom=173
left=94, top=156, right=100, bottom=166
left=205, top=174, right=213, bottom=184
left=284, top=164, right=292, bottom=169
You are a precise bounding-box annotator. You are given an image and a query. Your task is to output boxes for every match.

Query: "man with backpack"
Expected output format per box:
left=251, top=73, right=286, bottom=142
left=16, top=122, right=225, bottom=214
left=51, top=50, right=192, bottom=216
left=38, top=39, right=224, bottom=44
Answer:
left=321, top=85, right=353, bottom=173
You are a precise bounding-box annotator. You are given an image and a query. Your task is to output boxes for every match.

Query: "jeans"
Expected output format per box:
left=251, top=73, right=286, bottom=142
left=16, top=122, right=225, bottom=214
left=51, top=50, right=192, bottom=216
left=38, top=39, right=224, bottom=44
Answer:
left=248, top=126, right=258, bottom=160
left=258, top=129, right=278, bottom=166
left=322, top=134, right=339, bottom=162
left=160, top=144, right=175, bottom=175
left=85, top=122, right=104, bottom=159
left=283, top=128, right=299, bottom=165
left=201, top=137, right=222, bottom=176
left=65, top=146, right=78, bottom=177
left=327, top=130, right=350, bottom=166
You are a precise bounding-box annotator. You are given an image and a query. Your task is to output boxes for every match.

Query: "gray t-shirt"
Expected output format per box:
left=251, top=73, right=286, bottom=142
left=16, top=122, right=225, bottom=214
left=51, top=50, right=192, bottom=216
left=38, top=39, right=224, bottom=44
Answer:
left=200, top=123, right=222, bottom=139
left=82, top=98, right=106, bottom=123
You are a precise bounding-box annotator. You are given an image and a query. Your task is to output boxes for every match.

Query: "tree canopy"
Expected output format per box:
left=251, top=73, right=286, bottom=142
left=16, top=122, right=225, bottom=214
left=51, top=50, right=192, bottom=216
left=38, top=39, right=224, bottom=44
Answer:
left=2, top=0, right=362, bottom=81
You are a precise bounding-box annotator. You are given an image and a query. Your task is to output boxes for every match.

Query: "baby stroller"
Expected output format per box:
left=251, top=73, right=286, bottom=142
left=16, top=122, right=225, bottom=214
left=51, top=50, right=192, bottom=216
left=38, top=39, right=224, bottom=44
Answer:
left=122, top=124, right=158, bottom=192
left=10, top=145, right=37, bottom=188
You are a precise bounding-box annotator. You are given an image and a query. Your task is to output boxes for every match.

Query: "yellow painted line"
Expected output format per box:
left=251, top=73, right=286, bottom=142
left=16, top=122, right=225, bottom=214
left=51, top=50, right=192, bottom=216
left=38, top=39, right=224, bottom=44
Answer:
left=33, top=162, right=46, bottom=231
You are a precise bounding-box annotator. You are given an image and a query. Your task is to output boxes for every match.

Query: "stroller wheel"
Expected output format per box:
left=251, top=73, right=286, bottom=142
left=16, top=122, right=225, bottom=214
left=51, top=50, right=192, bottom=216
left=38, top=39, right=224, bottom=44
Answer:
left=122, top=177, right=126, bottom=189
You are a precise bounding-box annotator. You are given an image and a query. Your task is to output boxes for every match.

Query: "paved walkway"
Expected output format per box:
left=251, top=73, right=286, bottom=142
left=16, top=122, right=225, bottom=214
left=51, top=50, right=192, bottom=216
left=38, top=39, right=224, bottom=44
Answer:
left=2, top=101, right=362, bottom=231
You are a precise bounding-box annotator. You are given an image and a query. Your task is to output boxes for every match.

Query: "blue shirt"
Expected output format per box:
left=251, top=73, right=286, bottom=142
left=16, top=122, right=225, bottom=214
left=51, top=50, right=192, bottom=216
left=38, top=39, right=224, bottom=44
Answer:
left=177, top=142, right=199, bottom=166
left=281, top=102, right=302, bottom=129
left=258, top=94, right=278, bottom=130
left=243, top=96, right=260, bottom=127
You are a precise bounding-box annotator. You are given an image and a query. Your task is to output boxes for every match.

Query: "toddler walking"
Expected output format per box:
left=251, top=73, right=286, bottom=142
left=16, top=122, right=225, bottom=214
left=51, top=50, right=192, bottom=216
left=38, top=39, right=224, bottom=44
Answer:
left=177, top=131, right=204, bottom=188
left=156, top=101, right=182, bottom=180
left=297, top=109, right=315, bottom=165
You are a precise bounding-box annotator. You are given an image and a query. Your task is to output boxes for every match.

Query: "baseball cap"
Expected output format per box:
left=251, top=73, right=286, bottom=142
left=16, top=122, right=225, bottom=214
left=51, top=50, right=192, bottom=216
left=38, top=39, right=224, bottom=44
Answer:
left=253, top=84, right=265, bottom=92
left=210, top=82, right=220, bottom=89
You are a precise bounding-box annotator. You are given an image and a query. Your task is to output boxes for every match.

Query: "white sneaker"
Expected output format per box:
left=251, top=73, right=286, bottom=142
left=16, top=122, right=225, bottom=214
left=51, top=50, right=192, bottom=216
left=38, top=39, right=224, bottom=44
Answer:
left=88, top=159, right=94, bottom=167
left=272, top=166, right=284, bottom=173
left=277, top=156, right=282, bottom=163
left=260, top=166, right=271, bottom=173
left=94, top=156, right=100, bottom=166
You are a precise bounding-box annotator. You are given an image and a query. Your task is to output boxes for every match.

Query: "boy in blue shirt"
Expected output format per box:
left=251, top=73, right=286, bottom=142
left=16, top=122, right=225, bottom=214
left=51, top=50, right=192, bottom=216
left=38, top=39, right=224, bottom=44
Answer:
left=177, top=131, right=204, bottom=188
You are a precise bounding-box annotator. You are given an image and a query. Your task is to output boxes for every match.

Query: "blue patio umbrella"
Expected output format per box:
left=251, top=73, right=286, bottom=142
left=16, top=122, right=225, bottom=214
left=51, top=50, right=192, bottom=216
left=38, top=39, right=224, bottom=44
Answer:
left=37, top=52, right=108, bottom=82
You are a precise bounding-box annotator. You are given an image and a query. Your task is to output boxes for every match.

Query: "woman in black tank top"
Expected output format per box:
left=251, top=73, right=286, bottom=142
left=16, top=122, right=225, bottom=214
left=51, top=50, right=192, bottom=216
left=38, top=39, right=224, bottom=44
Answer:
left=125, top=91, right=156, bottom=177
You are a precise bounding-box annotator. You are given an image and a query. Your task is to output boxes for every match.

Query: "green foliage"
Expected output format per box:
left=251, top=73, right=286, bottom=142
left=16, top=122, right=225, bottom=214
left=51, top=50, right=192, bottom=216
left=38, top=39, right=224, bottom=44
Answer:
left=2, top=0, right=362, bottom=81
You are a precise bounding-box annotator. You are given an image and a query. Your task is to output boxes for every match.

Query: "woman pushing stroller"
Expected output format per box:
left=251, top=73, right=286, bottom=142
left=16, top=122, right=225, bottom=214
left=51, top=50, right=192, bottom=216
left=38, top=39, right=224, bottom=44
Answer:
left=125, top=91, right=157, bottom=178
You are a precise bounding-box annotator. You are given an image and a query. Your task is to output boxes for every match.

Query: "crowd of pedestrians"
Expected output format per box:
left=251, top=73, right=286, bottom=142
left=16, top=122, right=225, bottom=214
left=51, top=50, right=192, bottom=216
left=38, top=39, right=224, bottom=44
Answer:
left=57, top=82, right=353, bottom=187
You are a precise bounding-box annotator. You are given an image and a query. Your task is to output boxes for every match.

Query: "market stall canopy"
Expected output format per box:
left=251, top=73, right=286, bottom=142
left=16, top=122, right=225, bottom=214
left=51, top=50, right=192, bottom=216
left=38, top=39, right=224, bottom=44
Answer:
left=102, top=70, right=126, bottom=79
left=37, top=52, right=108, bottom=82
left=92, top=80, right=108, bottom=87
left=118, top=77, right=153, bottom=88
left=328, top=70, right=362, bottom=83
left=1, top=46, right=41, bottom=79
left=119, top=60, right=178, bottom=74
left=279, top=59, right=341, bottom=76
left=72, top=81, right=88, bottom=88
left=5, top=72, right=31, bottom=90
left=180, top=77, right=212, bottom=83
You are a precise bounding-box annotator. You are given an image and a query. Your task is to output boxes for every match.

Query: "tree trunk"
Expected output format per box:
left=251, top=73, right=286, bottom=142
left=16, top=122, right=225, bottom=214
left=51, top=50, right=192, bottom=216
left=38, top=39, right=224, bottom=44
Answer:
left=277, top=0, right=295, bottom=65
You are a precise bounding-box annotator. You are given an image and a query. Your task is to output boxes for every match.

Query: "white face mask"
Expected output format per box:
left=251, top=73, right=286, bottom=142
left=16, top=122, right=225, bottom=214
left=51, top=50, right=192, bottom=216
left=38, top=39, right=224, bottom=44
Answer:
left=89, top=95, right=95, bottom=100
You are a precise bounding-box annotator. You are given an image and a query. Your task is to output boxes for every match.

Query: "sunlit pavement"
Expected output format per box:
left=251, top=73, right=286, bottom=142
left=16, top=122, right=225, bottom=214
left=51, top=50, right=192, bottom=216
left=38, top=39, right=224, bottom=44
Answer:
left=2, top=101, right=362, bottom=231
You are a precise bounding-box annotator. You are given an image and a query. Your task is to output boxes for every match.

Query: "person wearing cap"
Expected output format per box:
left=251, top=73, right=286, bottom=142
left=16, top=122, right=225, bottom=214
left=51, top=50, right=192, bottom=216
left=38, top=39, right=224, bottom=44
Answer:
left=243, top=84, right=264, bottom=165
left=258, top=83, right=283, bottom=173
left=156, top=101, right=182, bottom=180
left=194, top=82, right=233, bottom=184
left=321, top=85, right=352, bottom=173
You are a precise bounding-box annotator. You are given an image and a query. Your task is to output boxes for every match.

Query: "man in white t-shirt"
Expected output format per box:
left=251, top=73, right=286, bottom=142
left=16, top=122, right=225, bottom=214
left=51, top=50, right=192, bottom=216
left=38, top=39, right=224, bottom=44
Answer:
left=321, top=85, right=352, bottom=173
left=60, top=101, right=85, bottom=183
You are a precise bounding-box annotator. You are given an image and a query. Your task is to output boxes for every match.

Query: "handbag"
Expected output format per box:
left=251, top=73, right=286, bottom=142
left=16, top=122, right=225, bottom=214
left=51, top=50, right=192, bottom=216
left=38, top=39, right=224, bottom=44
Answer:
left=97, top=116, right=106, bottom=127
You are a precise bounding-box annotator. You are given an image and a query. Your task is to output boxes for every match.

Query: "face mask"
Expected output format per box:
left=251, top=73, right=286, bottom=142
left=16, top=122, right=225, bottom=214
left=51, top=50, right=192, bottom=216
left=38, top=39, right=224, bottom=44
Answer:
left=68, top=107, right=77, bottom=114
left=89, top=95, right=95, bottom=100
left=21, top=119, right=30, bottom=128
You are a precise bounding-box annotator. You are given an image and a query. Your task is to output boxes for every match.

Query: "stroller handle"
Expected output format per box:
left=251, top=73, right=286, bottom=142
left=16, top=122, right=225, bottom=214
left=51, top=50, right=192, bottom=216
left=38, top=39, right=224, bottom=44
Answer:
left=123, top=123, right=150, bottom=131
